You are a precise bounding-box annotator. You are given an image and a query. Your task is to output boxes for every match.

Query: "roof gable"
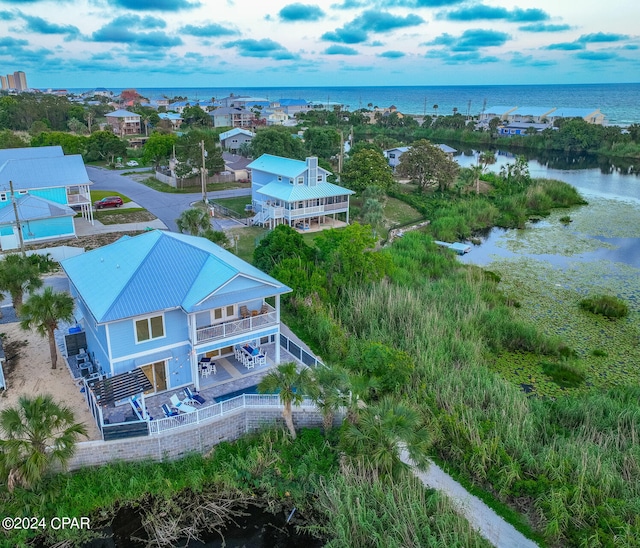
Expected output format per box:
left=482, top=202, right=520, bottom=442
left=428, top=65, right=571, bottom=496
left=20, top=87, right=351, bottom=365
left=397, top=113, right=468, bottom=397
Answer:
left=0, top=195, right=74, bottom=223
left=0, top=155, right=90, bottom=190
left=62, top=231, right=291, bottom=323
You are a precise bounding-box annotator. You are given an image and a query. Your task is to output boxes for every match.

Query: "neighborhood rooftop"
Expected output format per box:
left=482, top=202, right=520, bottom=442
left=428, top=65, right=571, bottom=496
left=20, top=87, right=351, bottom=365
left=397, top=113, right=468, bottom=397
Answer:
left=247, top=154, right=323, bottom=179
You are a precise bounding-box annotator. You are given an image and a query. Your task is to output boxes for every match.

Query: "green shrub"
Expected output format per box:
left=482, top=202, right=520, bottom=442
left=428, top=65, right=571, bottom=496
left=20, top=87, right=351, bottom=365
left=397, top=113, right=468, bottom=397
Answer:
left=559, top=215, right=572, bottom=224
left=579, top=294, right=629, bottom=319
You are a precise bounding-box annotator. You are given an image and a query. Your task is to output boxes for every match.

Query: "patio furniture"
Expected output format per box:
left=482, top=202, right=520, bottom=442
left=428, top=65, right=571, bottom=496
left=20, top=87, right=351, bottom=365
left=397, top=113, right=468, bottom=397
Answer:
left=256, top=353, right=266, bottom=366
left=183, top=387, right=206, bottom=405
left=170, top=394, right=196, bottom=413
left=260, top=303, right=269, bottom=314
left=161, top=403, right=179, bottom=418
left=130, top=396, right=153, bottom=421
left=240, top=305, right=250, bottom=318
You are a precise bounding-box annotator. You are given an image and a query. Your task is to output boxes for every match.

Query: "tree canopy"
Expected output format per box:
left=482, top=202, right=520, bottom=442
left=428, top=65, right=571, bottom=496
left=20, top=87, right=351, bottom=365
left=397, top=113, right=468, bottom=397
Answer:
left=396, top=139, right=459, bottom=192
left=250, top=126, right=306, bottom=160
left=341, top=148, right=395, bottom=193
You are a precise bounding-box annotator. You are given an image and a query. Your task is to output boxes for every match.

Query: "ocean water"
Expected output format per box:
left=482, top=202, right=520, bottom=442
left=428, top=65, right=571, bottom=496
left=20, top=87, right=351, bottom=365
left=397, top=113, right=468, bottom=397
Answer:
left=77, top=83, right=640, bottom=125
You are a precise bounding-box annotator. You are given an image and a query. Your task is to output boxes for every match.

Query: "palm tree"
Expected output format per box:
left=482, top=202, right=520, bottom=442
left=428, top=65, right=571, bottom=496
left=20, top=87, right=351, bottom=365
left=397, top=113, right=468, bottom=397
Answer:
left=308, top=364, right=349, bottom=433
left=20, top=287, right=75, bottom=369
left=344, top=371, right=379, bottom=425
left=176, top=207, right=210, bottom=236
left=341, top=397, right=431, bottom=478
left=476, top=151, right=496, bottom=194
left=0, top=254, right=43, bottom=313
left=432, top=104, right=438, bottom=117
left=258, top=362, right=313, bottom=439
left=0, top=394, right=88, bottom=492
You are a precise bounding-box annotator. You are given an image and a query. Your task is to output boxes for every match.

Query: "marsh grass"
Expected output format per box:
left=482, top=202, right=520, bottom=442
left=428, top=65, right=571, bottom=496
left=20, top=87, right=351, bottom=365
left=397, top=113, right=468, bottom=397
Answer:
left=541, top=360, right=586, bottom=388
left=579, top=294, right=629, bottom=319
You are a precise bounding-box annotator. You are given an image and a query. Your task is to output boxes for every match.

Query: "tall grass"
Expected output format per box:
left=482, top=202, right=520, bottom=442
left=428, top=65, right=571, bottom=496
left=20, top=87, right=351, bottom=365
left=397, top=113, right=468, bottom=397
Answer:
left=312, top=464, right=491, bottom=548
left=328, top=231, right=640, bottom=545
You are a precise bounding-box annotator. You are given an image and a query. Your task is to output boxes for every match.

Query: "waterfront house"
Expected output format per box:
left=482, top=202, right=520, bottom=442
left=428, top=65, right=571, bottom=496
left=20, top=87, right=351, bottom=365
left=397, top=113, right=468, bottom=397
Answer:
left=209, top=107, right=256, bottom=128
left=498, top=122, right=549, bottom=136
left=248, top=154, right=354, bottom=230
left=384, top=144, right=457, bottom=172
left=0, top=146, right=92, bottom=250
left=479, top=106, right=518, bottom=122
left=506, top=107, right=555, bottom=124
left=105, top=109, right=141, bottom=135
left=545, top=108, right=605, bottom=125
left=219, top=128, right=255, bottom=152
left=61, top=230, right=292, bottom=396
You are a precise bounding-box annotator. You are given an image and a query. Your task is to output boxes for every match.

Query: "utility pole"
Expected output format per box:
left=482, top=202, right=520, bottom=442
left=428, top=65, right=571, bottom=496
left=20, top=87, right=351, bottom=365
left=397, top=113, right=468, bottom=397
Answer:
left=9, top=180, right=26, bottom=257
left=338, top=131, right=344, bottom=176
left=200, top=140, right=207, bottom=204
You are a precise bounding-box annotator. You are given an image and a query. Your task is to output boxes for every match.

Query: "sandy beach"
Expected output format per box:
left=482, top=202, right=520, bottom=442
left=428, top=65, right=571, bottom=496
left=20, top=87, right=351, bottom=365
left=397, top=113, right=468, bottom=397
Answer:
left=0, top=320, right=101, bottom=441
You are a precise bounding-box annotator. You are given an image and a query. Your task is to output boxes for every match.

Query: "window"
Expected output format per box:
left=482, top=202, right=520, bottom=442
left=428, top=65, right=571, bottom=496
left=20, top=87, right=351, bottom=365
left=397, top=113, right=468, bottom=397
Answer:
left=389, top=153, right=395, bottom=159
left=135, top=315, right=164, bottom=343
left=278, top=176, right=282, bottom=182
left=297, top=177, right=304, bottom=185
left=0, top=193, right=6, bottom=202
left=317, top=175, right=323, bottom=182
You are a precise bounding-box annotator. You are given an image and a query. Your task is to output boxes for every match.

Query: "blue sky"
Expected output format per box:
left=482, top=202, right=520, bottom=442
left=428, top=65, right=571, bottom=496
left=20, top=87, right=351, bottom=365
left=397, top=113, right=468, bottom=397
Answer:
left=0, top=0, right=638, bottom=89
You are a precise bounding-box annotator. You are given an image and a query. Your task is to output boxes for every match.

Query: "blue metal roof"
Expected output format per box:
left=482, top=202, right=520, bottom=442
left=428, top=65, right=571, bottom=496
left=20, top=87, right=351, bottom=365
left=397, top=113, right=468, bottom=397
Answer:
left=257, top=180, right=353, bottom=202
left=277, top=98, right=309, bottom=106
left=61, top=231, right=291, bottom=323
left=106, top=109, right=139, bottom=118
left=219, top=128, right=255, bottom=141
left=511, top=106, right=554, bottom=117
left=0, top=146, right=63, bottom=164
left=0, top=195, right=74, bottom=223
left=248, top=154, right=332, bottom=180
left=0, top=155, right=91, bottom=190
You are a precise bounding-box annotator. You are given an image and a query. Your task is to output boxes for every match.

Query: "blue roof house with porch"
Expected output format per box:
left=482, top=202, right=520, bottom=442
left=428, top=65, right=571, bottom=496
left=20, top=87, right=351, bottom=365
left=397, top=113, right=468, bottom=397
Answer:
left=0, top=146, right=93, bottom=250
left=248, top=154, right=354, bottom=230
left=61, top=230, right=292, bottom=399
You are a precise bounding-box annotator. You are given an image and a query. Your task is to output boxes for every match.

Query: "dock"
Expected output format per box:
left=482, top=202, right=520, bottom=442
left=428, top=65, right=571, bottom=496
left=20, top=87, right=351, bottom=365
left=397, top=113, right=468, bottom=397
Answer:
left=435, top=241, right=471, bottom=255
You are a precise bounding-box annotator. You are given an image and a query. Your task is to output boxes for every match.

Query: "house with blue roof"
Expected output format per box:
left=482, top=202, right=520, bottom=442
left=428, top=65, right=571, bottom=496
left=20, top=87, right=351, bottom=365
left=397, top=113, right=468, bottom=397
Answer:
left=248, top=154, right=354, bottom=230
left=61, top=230, right=291, bottom=395
left=384, top=144, right=457, bottom=172
left=0, top=146, right=93, bottom=250
left=105, top=109, right=141, bottom=135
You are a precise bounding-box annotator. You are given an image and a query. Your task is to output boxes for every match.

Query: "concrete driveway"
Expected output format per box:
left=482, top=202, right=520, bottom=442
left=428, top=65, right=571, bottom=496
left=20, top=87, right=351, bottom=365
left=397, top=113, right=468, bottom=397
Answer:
left=87, top=167, right=251, bottom=232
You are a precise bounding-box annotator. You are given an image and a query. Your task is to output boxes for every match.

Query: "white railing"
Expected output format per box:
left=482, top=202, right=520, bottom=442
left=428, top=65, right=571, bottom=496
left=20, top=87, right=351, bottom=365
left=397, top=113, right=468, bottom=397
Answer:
left=148, top=393, right=316, bottom=435
left=67, top=193, right=91, bottom=205
left=195, top=306, right=276, bottom=344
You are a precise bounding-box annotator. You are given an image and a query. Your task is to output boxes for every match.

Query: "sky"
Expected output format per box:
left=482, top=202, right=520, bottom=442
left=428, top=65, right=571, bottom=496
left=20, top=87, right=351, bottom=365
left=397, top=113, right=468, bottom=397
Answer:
left=0, top=0, right=638, bottom=89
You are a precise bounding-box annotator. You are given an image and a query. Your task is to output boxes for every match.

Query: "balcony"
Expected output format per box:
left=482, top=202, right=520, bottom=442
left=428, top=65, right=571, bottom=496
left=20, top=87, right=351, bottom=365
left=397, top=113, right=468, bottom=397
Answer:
left=195, top=304, right=277, bottom=344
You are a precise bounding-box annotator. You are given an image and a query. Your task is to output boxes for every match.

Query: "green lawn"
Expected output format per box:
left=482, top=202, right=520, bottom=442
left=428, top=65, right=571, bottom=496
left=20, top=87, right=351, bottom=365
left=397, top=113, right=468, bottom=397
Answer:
left=212, top=196, right=252, bottom=215
left=142, top=177, right=250, bottom=194
left=383, top=196, right=424, bottom=226
left=226, top=226, right=270, bottom=262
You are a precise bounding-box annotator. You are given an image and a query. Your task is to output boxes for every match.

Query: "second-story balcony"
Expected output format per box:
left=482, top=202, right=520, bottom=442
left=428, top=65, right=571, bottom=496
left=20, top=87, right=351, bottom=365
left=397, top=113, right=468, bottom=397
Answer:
left=195, top=303, right=277, bottom=344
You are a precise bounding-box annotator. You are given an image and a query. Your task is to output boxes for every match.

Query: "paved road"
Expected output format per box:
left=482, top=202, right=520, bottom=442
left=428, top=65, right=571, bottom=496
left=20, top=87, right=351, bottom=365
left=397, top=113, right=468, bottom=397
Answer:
left=87, top=167, right=251, bottom=232
left=401, top=450, right=539, bottom=548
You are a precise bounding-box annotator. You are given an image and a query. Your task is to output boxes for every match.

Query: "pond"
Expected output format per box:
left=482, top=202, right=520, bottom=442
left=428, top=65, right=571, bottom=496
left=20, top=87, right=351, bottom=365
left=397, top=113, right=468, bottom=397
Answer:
left=452, top=152, right=640, bottom=397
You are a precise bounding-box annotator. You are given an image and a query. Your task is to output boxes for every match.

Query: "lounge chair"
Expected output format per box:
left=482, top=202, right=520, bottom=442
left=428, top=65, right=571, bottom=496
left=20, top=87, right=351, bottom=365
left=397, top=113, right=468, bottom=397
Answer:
left=184, top=387, right=206, bottom=405
left=260, top=303, right=269, bottom=314
left=161, top=403, right=179, bottom=417
left=170, top=394, right=197, bottom=413
left=240, top=305, right=250, bottom=318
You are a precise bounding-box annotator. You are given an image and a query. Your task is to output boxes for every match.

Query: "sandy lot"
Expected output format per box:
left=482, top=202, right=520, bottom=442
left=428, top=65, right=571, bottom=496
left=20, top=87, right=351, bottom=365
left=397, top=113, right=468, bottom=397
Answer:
left=0, top=321, right=101, bottom=441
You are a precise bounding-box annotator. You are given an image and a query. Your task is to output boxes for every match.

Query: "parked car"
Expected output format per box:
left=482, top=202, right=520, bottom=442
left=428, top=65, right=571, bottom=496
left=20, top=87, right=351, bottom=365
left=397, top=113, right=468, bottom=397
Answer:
left=94, top=196, right=123, bottom=209
left=126, top=160, right=139, bottom=167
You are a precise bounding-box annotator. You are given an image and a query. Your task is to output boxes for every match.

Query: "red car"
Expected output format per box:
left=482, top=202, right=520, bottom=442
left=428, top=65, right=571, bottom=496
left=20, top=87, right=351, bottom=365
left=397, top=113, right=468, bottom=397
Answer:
left=94, top=196, right=123, bottom=209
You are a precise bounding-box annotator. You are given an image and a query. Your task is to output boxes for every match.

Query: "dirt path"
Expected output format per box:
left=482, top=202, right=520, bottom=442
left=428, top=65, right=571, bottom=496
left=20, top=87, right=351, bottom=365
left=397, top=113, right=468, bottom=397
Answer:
left=401, top=450, right=539, bottom=548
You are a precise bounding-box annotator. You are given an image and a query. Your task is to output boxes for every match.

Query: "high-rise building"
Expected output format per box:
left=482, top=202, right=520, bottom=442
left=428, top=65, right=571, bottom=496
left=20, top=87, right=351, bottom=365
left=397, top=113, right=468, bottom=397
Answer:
left=7, top=74, right=15, bottom=89
left=0, top=75, right=7, bottom=90
left=14, top=71, right=27, bottom=91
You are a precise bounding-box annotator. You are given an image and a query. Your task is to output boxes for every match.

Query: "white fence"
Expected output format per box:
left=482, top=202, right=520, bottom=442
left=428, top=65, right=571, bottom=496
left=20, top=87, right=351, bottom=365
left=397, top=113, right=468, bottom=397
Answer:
left=148, top=393, right=316, bottom=435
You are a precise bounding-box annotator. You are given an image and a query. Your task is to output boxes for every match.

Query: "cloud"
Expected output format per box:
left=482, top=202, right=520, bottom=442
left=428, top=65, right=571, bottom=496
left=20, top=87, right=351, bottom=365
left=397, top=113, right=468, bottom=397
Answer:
left=357, top=10, right=424, bottom=32
left=378, top=50, right=405, bottom=58
left=443, top=5, right=548, bottom=23
left=510, top=53, right=556, bottom=67
left=575, top=51, right=620, bottom=61
left=223, top=38, right=298, bottom=60
left=325, top=45, right=358, bottom=55
left=545, top=41, right=585, bottom=51
left=519, top=23, right=571, bottom=33
left=109, top=0, right=201, bottom=11
left=0, top=11, right=16, bottom=20
left=0, top=36, right=28, bottom=48
left=322, top=26, right=367, bottom=44
left=279, top=3, right=324, bottom=22
left=22, top=15, right=80, bottom=38
left=180, top=23, right=239, bottom=37
left=92, top=15, right=182, bottom=48
left=429, top=29, right=510, bottom=51
left=577, top=32, right=629, bottom=43
left=322, top=9, right=423, bottom=44
left=330, top=0, right=365, bottom=8
left=425, top=49, right=499, bottom=64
